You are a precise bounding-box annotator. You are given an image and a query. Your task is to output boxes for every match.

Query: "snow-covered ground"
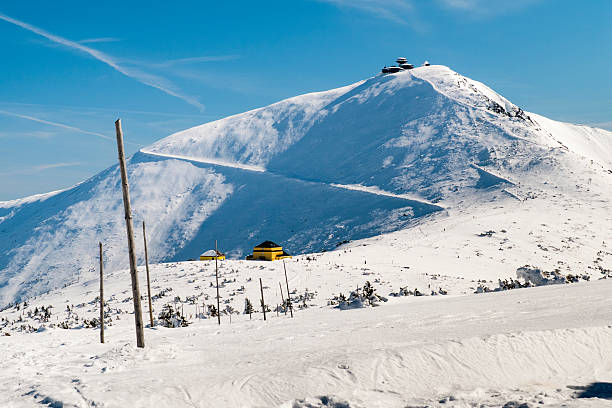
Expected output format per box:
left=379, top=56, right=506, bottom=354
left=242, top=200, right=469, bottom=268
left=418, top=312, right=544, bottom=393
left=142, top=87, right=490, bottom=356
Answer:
left=2, top=249, right=612, bottom=407
left=2, top=64, right=612, bottom=406
left=2, top=187, right=612, bottom=406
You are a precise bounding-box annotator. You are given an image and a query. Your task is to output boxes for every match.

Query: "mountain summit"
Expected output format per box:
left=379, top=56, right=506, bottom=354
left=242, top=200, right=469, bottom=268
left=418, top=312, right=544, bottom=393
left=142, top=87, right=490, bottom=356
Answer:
left=1, top=65, right=610, bottom=305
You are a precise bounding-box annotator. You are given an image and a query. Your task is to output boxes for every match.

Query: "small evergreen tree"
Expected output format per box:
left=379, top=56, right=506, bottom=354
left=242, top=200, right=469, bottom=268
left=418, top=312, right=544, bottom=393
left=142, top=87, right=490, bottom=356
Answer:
left=158, top=304, right=189, bottom=328
left=363, top=281, right=374, bottom=298
left=208, top=304, right=218, bottom=317
left=244, top=298, right=254, bottom=319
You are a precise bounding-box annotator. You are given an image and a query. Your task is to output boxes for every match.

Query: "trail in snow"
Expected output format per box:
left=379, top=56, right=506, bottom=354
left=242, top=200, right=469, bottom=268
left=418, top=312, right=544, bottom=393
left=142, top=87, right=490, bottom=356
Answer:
left=140, top=149, right=437, bottom=206
left=140, top=149, right=266, bottom=172
left=330, top=183, right=438, bottom=205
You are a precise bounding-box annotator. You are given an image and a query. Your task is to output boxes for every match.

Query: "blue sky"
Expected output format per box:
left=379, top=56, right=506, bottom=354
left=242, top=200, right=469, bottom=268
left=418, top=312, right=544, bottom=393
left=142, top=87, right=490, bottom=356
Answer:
left=0, top=0, right=610, bottom=200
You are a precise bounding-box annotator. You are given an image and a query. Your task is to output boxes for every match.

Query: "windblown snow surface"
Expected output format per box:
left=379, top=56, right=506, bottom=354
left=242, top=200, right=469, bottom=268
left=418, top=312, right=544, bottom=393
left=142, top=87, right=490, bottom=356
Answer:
left=1, top=65, right=612, bottom=406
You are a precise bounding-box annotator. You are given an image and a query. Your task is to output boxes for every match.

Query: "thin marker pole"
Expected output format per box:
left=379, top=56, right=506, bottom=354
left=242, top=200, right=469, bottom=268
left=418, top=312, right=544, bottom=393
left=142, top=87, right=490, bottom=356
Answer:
left=215, top=240, right=221, bottom=325
left=259, top=278, right=267, bottom=321
left=115, top=119, right=145, bottom=348
left=143, top=221, right=154, bottom=328
left=283, top=260, right=293, bottom=318
left=99, top=242, right=104, bottom=344
left=279, top=282, right=287, bottom=315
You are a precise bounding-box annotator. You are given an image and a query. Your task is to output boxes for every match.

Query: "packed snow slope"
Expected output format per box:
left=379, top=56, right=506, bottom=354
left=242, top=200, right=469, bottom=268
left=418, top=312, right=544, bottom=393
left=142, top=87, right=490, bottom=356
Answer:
left=1, top=65, right=611, bottom=306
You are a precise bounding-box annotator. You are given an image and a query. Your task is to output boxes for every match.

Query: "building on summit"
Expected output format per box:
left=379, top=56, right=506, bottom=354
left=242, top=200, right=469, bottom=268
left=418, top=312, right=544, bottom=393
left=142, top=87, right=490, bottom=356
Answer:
left=381, top=56, right=427, bottom=74
left=246, top=240, right=292, bottom=261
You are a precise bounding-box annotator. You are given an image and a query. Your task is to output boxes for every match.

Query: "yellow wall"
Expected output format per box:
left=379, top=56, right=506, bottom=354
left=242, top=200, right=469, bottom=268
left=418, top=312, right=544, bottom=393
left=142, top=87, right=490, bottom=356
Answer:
left=249, top=245, right=292, bottom=261
left=252, top=249, right=282, bottom=261
left=200, top=255, right=225, bottom=261
left=251, top=248, right=292, bottom=261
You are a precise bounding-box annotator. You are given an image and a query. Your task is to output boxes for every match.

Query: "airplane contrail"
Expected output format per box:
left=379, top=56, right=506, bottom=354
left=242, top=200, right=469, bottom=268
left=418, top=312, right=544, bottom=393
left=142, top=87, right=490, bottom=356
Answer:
left=0, top=12, right=205, bottom=111
left=0, top=110, right=112, bottom=140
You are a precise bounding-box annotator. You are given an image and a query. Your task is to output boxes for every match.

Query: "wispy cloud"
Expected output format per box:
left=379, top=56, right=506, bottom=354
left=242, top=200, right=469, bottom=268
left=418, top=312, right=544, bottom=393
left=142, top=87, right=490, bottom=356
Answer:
left=0, top=162, right=83, bottom=177
left=154, top=55, right=241, bottom=68
left=78, top=37, right=121, bottom=44
left=314, top=0, right=417, bottom=25
left=314, top=0, right=543, bottom=25
left=0, top=101, right=214, bottom=119
left=436, top=0, right=544, bottom=17
left=0, top=12, right=205, bottom=111
left=35, top=162, right=83, bottom=171
left=0, top=130, right=57, bottom=139
left=0, top=110, right=112, bottom=140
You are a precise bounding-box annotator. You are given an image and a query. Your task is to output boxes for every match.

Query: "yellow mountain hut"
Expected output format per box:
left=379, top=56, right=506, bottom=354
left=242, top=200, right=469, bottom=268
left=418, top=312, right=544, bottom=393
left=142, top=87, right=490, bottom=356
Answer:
left=199, top=249, right=225, bottom=261
left=246, top=240, right=292, bottom=261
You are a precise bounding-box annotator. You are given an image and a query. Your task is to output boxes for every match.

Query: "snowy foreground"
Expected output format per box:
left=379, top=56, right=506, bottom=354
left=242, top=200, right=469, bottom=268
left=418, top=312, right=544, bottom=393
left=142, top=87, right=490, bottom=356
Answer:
left=2, top=276, right=612, bottom=407
left=2, top=228, right=612, bottom=407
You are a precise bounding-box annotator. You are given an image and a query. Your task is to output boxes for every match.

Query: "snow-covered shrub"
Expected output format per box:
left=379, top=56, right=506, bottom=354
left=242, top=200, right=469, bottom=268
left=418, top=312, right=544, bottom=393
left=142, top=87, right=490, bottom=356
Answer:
left=297, top=289, right=317, bottom=309
left=222, top=305, right=238, bottom=315
left=151, top=287, right=173, bottom=301
left=497, top=278, right=532, bottom=290
left=516, top=266, right=591, bottom=286
left=83, top=318, right=100, bottom=328
left=158, top=304, right=189, bottom=328
left=474, top=278, right=530, bottom=293
left=389, top=287, right=424, bottom=297
left=330, top=281, right=387, bottom=309
left=474, top=284, right=491, bottom=294
left=516, top=266, right=565, bottom=286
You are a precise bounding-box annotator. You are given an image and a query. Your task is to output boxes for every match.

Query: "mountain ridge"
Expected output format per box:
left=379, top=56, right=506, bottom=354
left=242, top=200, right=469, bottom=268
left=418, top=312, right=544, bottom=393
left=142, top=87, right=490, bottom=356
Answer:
left=1, top=64, right=611, bottom=306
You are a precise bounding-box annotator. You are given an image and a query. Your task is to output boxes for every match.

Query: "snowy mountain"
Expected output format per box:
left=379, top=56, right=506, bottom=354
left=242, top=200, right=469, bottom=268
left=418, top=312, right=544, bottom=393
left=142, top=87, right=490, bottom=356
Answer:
left=1, top=64, right=611, bottom=306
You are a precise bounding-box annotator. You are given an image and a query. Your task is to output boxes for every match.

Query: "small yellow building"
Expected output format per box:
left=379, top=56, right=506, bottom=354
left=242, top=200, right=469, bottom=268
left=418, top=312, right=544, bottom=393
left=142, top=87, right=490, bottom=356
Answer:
left=246, top=240, right=292, bottom=261
left=199, top=249, right=225, bottom=261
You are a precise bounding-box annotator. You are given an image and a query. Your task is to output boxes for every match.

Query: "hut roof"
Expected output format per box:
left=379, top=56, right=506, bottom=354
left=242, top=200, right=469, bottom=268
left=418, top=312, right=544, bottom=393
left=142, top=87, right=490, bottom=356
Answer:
left=255, top=240, right=281, bottom=248
left=201, top=249, right=223, bottom=257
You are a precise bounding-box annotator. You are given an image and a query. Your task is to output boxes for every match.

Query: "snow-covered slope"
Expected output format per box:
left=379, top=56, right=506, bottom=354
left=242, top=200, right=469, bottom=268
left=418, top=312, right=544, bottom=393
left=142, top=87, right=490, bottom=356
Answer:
left=2, top=252, right=612, bottom=407
left=1, top=65, right=611, bottom=307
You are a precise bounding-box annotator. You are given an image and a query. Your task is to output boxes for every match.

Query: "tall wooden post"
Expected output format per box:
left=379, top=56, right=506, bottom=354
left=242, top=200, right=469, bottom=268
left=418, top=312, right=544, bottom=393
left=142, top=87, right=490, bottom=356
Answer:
left=99, top=242, right=104, bottom=344
left=259, top=278, right=267, bottom=321
left=142, top=221, right=154, bottom=328
left=115, top=119, right=145, bottom=348
left=215, top=240, right=221, bottom=325
left=279, top=282, right=287, bottom=316
left=283, top=260, right=293, bottom=318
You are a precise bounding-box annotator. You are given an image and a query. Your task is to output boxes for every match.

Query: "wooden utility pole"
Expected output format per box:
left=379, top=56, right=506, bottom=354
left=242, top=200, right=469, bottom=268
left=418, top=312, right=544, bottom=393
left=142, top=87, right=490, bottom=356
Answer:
left=99, top=242, right=104, bottom=344
left=259, top=278, right=267, bottom=321
left=279, top=282, right=287, bottom=316
left=142, top=221, right=154, bottom=328
left=215, top=240, right=221, bottom=325
left=115, top=119, right=145, bottom=348
left=283, top=260, right=293, bottom=318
